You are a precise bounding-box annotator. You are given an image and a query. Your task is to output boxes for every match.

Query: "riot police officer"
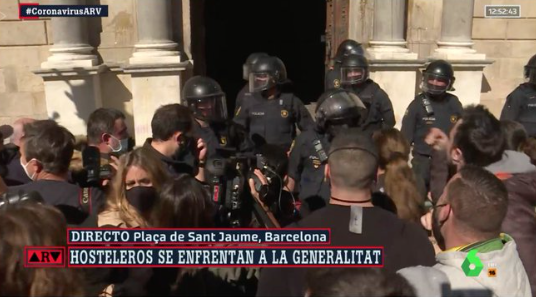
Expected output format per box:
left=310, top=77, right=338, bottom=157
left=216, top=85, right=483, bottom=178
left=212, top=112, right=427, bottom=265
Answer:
left=233, top=56, right=314, bottom=152
left=287, top=88, right=367, bottom=217
left=183, top=76, right=252, bottom=160
left=340, top=54, right=395, bottom=136
left=235, top=52, right=270, bottom=115
left=401, top=59, right=463, bottom=191
left=325, top=39, right=365, bottom=90
left=500, top=54, right=536, bottom=137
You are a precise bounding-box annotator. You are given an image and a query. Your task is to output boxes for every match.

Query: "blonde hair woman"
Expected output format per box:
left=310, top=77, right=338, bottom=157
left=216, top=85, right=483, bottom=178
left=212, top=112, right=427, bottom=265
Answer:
left=99, top=148, right=168, bottom=228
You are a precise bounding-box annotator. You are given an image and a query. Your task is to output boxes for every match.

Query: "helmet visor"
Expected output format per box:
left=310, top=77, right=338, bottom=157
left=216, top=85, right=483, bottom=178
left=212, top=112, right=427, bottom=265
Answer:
left=341, top=67, right=366, bottom=85
left=186, top=95, right=228, bottom=122
left=249, top=72, right=274, bottom=93
left=422, top=73, right=451, bottom=95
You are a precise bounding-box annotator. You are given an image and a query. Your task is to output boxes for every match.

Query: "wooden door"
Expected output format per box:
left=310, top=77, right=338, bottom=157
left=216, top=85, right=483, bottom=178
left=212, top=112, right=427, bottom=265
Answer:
left=325, top=0, right=350, bottom=70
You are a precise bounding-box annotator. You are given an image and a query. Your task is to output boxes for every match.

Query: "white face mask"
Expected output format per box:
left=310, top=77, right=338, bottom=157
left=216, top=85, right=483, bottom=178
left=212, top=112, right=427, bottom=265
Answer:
left=107, top=135, right=123, bottom=153
left=20, top=158, right=37, bottom=181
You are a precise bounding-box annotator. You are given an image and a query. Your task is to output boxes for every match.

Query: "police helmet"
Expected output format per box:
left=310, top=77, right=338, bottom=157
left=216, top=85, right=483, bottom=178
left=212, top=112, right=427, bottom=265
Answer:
left=340, top=54, right=369, bottom=86
left=243, top=52, right=269, bottom=81
left=249, top=56, right=288, bottom=93
left=315, top=88, right=367, bottom=135
left=422, top=60, right=455, bottom=95
left=335, top=39, right=365, bottom=63
left=524, top=54, right=536, bottom=85
left=182, top=76, right=228, bottom=122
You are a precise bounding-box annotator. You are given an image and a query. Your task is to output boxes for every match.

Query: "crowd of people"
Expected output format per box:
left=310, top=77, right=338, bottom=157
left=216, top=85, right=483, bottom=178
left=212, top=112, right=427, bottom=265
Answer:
left=0, top=39, right=535, bottom=296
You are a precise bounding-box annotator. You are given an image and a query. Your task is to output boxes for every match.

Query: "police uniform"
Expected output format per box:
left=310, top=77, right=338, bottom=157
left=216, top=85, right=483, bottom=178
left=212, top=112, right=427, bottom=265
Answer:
left=288, top=129, right=331, bottom=217
left=348, top=79, right=396, bottom=135
left=193, top=120, right=253, bottom=160
left=401, top=93, right=463, bottom=188
left=233, top=91, right=314, bottom=152
left=234, top=84, right=250, bottom=115
left=500, top=83, right=536, bottom=137
left=324, top=64, right=342, bottom=90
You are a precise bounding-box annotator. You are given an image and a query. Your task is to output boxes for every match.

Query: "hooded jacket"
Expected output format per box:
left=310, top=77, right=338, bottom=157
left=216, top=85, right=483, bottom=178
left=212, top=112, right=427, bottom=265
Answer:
left=484, top=150, right=536, bottom=297
left=398, top=235, right=532, bottom=297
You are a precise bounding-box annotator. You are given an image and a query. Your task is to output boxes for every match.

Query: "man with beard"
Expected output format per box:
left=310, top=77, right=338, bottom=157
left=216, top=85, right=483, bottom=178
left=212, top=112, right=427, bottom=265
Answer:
left=401, top=60, right=463, bottom=193
left=286, top=88, right=367, bottom=216
left=399, top=165, right=531, bottom=297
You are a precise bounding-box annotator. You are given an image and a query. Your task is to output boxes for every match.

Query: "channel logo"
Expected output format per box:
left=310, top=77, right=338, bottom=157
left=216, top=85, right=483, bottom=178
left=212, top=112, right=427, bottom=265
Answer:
left=461, top=249, right=484, bottom=276
left=24, top=246, right=66, bottom=268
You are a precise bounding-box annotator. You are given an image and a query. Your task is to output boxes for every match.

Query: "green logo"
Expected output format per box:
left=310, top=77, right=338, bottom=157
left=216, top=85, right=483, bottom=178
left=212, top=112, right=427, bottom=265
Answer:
left=461, top=249, right=484, bottom=277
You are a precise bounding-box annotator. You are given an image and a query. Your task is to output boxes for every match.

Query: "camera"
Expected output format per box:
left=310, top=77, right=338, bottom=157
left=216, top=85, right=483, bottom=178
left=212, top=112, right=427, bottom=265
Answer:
left=205, top=153, right=281, bottom=228
left=71, top=146, right=113, bottom=188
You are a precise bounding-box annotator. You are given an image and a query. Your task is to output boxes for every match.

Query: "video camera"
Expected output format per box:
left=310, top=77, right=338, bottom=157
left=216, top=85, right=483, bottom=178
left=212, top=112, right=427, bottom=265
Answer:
left=205, top=152, right=281, bottom=228
left=71, top=146, right=113, bottom=188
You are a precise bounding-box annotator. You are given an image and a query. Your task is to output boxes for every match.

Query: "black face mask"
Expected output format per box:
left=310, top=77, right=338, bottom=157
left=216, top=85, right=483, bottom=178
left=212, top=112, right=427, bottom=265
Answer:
left=126, top=186, right=158, bottom=215
left=432, top=207, right=448, bottom=251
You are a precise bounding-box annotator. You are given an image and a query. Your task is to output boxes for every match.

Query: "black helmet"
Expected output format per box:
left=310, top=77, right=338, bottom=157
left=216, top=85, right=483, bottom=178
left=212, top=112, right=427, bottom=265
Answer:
left=315, top=89, right=367, bottom=136
left=422, top=60, right=455, bottom=95
left=182, top=76, right=227, bottom=122
left=249, top=56, right=288, bottom=93
left=243, top=52, right=269, bottom=81
left=524, top=54, right=536, bottom=84
left=340, top=54, right=369, bottom=86
left=335, top=39, right=365, bottom=63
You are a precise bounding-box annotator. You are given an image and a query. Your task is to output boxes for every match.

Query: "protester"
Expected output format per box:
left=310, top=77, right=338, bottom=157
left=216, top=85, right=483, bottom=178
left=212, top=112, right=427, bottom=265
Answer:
left=306, top=268, right=416, bottom=297
left=426, top=105, right=536, bottom=296
left=257, top=130, right=435, bottom=296
left=87, top=108, right=131, bottom=155
left=373, top=128, right=425, bottom=223
left=0, top=201, right=84, bottom=296
left=98, top=148, right=168, bottom=228
left=502, top=120, right=536, bottom=165
left=399, top=165, right=532, bottom=297
left=144, top=104, right=207, bottom=182
left=148, top=174, right=257, bottom=296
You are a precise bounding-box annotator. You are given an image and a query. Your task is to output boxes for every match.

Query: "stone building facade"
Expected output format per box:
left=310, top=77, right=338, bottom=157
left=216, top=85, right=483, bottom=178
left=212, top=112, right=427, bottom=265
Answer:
left=0, top=0, right=535, bottom=144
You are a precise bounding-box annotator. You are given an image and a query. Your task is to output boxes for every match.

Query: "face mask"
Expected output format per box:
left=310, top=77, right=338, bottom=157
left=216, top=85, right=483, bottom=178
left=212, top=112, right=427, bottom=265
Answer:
left=125, top=186, right=158, bottom=214
left=432, top=207, right=447, bottom=251
left=107, top=135, right=123, bottom=153
left=20, top=158, right=37, bottom=181
left=119, top=138, right=130, bottom=154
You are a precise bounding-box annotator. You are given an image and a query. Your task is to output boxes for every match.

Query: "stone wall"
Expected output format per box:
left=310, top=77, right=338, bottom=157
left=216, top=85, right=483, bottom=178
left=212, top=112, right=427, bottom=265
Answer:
left=473, top=0, right=536, bottom=116
left=0, top=0, right=138, bottom=139
left=406, top=0, right=536, bottom=117
left=0, top=0, right=50, bottom=132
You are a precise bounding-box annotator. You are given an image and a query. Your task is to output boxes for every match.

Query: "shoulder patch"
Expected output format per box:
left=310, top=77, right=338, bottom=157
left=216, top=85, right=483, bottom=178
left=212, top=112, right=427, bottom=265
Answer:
left=333, top=79, right=340, bottom=88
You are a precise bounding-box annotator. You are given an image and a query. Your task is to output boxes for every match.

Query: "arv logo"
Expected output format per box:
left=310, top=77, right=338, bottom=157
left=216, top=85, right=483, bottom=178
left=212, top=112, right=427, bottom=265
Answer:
left=461, top=249, right=484, bottom=277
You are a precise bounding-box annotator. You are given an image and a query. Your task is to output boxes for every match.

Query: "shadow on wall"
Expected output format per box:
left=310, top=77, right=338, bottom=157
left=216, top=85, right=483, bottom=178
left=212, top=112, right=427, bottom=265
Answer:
left=100, top=72, right=134, bottom=132
left=481, top=74, right=491, bottom=94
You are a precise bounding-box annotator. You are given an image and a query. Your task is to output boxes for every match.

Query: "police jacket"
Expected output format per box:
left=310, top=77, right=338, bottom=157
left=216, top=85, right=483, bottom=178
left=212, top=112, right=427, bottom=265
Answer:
left=233, top=91, right=314, bottom=151
left=500, top=83, right=536, bottom=137
left=401, top=93, right=463, bottom=156
left=235, top=84, right=249, bottom=115
left=348, top=79, right=396, bottom=135
left=193, top=119, right=253, bottom=160
left=288, top=129, right=331, bottom=213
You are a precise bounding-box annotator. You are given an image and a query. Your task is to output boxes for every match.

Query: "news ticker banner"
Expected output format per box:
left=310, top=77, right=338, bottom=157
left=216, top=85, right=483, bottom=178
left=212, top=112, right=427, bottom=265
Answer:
left=19, top=3, right=108, bottom=19
left=67, top=228, right=331, bottom=245
left=26, top=246, right=384, bottom=268
left=23, top=229, right=384, bottom=268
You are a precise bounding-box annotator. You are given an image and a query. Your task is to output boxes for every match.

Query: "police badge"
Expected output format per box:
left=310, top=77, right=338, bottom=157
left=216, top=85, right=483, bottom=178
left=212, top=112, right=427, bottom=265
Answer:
left=281, top=110, right=289, bottom=118
left=334, top=79, right=340, bottom=88
left=450, top=115, right=458, bottom=123
left=220, top=136, right=227, bottom=146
